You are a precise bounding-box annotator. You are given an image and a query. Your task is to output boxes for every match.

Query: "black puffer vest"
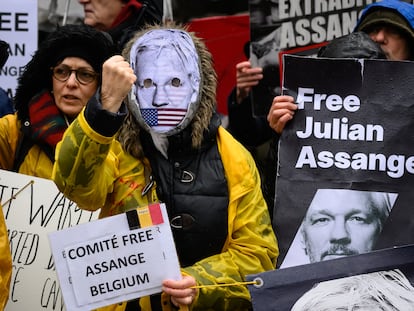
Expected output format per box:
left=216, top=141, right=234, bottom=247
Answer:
left=141, top=114, right=229, bottom=267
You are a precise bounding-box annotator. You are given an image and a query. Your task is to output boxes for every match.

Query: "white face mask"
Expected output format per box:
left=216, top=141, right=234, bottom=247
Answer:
left=129, top=29, right=201, bottom=135
left=136, top=48, right=195, bottom=133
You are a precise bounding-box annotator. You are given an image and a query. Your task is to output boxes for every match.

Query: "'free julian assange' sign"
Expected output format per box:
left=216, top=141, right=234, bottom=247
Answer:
left=274, top=55, right=414, bottom=269
left=49, top=203, right=181, bottom=311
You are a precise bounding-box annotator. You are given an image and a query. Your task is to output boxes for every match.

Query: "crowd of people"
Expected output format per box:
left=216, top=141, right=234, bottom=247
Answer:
left=0, top=0, right=414, bottom=310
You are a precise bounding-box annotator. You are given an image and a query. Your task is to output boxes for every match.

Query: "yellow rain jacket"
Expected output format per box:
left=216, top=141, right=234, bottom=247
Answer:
left=53, top=110, right=278, bottom=311
left=0, top=113, right=54, bottom=178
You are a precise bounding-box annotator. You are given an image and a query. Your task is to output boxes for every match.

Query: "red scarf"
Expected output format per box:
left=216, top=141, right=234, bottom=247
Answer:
left=111, top=0, right=143, bottom=28
left=28, top=90, right=67, bottom=148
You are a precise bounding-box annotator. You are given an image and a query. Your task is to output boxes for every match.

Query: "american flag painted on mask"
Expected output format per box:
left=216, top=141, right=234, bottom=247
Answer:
left=141, top=108, right=187, bottom=126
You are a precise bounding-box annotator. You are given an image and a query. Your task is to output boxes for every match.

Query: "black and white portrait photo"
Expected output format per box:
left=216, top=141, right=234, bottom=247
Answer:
left=281, top=189, right=398, bottom=268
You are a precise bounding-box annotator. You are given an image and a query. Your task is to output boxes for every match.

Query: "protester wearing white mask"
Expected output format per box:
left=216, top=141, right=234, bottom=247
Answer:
left=53, top=24, right=278, bottom=311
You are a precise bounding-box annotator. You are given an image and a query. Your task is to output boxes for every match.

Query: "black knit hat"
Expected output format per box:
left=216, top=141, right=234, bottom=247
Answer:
left=318, top=32, right=386, bottom=59
left=14, top=24, right=115, bottom=121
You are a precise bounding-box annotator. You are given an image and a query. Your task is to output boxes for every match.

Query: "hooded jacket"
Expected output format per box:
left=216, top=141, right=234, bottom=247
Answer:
left=355, top=0, right=414, bottom=35
left=354, top=0, right=414, bottom=60
left=53, top=24, right=278, bottom=311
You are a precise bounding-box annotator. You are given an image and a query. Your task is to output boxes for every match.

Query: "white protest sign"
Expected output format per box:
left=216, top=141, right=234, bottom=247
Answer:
left=0, top=0, right=38, bottom=98
left=49, top=203, right=181, bottom=311
left=0, top=169, right=99, bottom=311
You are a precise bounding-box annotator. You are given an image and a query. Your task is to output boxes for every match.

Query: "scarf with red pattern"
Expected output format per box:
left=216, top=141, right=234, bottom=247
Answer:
left=27, top=90, right=67, bottom=148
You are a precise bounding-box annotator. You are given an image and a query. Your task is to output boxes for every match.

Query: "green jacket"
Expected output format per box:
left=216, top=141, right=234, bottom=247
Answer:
left=53, top=109, right=279, bottom=311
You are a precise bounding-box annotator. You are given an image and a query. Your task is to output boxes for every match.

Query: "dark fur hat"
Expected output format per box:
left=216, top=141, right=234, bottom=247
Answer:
left=14, top=24, right=115, bottom=121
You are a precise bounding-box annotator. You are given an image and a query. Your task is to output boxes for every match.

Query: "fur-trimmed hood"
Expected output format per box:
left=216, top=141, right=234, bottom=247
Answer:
left=14, top=24, right=115, bottom=123
left=120, top=23, right=218, bottom=157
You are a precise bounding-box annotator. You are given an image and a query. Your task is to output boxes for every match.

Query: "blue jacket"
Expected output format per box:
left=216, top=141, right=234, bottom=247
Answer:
left=0, top=88, right=13, bottom=117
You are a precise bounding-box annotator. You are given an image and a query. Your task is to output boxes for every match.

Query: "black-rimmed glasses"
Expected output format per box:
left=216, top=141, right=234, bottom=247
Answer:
left=51, top=64, right=98, bottom=85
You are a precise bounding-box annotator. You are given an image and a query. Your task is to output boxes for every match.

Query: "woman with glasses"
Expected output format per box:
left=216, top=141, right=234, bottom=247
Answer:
left=0, top=24, right=115, bottom=178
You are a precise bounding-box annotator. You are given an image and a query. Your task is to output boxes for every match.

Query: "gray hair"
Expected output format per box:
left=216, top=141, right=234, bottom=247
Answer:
left=291, top=269, right=414, bottom=311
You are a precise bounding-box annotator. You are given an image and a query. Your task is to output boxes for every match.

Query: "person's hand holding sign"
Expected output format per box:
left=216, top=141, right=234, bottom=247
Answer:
left=162, top=275, right=197, bottom=308
left=267, top=95, right=297, bottom=134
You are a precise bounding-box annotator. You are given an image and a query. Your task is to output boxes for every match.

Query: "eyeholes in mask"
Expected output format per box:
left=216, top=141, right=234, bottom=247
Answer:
left=171, top=77, right=181, bottom=87
left=143, top=79, right=153, bottom=88
left=141, top=77, right=182, bottom=88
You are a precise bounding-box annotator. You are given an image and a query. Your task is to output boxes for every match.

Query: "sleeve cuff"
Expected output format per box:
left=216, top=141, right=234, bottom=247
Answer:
left=84, top=90, right=127, bottom=137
